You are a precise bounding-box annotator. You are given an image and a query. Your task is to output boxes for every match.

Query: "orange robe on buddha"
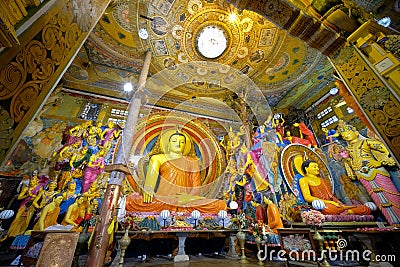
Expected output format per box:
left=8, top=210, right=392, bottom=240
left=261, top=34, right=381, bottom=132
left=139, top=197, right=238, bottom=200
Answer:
left=309, top=178, right=371, bottom=215
left=126, top=156, right=226, bottom=213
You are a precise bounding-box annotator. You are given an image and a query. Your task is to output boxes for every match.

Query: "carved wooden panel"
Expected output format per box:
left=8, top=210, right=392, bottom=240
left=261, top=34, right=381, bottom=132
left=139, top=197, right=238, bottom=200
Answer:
left=36, top=232, right=79, bottom=267
left=330, top=45, right=400, bottom=164
left=0, top=0, right=112, bottom=164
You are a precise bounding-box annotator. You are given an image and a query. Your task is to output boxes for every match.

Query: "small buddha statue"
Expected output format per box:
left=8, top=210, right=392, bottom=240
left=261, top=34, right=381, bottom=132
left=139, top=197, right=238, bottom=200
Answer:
left=299, top=159, right=371, bottom=215
left=62, top=196, right=85, bottom=228
left=33, top=194, right=64, bottom=231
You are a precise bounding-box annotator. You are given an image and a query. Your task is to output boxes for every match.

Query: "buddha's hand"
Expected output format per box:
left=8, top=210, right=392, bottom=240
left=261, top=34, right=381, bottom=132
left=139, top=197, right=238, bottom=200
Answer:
left=325, top=200, right=341, bottom=207
left=366, top=160, right=381, bottom=168
left=143, top=186, right=155, bottom=203
left=176, top=193, right=205, bottom=205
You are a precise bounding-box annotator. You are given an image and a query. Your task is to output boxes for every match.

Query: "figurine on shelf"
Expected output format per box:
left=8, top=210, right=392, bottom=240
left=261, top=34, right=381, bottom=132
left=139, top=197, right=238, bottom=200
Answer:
left=55, top=141, right=82, bottom=190
left=61, top=196, right=85, bottom=228
left=100, top=120, right=122, bottom=146
left=32, top=180, right=58, bottom=222
left=82, top=149, right=105, bottom=193
left=255, top=196, right=283, bottom=234
left=33, top=194, right=64, bottom=231
left=322, top=127, right=339, bottom=144
left=5, top=173, right=43, bottom=238
left=32, top=181, right=58, bottom=210
left=272, top=114, right=285, bottom=141
left=299, top=159, right=371, bottom=215
left=59, top=179, right=80, bottom=216
left=67, top=121, right=92, bottom=146
left=338, top=120, right=400, bottom=225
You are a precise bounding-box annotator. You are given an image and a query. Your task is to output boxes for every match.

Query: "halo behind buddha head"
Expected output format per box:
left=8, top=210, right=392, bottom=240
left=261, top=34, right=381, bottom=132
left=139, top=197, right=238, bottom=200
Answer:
left=159, top=127, right=193, bottom=156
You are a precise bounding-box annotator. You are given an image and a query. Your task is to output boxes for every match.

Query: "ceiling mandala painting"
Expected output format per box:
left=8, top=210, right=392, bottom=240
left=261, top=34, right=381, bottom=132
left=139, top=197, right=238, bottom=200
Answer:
left=63, top=0, right=336, bottom=110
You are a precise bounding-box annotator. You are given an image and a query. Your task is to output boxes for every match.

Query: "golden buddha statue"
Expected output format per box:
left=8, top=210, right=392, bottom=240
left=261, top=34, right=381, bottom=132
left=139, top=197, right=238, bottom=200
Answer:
left=62, top=196, right=85, bottom=228
left=33, top=194, right=64, bottom=231
left=126, top=128, right=226, bottom=213
left=299, top=159, right=371, bottom=215
left=338, top=120, right=400, bottom=225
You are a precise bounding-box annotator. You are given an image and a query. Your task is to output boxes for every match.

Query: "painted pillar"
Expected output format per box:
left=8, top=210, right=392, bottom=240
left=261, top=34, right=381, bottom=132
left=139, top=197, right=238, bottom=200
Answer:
left=85, top=50, right=152, bottom=267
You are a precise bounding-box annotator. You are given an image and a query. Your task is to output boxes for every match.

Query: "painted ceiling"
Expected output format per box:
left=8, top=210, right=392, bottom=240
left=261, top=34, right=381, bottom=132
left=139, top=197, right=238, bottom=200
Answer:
left=63, top=0, right=337, bottom=110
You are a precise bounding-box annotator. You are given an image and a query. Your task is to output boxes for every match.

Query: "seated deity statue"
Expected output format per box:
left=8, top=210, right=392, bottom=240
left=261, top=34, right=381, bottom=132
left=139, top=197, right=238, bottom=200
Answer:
left=299, top=160, right=371, bottom=215
left=126, top=128, right=226, bottom=213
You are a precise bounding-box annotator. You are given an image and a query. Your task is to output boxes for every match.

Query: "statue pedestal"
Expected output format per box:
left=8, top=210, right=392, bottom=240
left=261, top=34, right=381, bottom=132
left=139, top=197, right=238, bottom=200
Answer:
left=226, top=232, right=239, bottom=259
left=174, top=232, right=189, bottom=262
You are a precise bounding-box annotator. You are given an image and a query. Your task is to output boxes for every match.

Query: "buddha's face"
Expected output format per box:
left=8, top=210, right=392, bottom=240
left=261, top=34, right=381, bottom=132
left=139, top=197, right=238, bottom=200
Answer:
left=306, top=162, right=319, bottom=176
left=340, top=128, right=358, bottom=142
left=169, top=134, right=186, bottom=154
left=48, top=182, right=57, bottom=191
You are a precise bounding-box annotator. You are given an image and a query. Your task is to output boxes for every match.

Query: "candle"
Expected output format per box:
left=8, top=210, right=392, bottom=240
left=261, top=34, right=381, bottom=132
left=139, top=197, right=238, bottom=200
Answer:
left=262, top=226, right=266, bottom=235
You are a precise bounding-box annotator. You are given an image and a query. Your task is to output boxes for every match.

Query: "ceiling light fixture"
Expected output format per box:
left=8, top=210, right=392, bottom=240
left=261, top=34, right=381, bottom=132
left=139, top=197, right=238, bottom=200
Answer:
left=196, top=25, right=227, bottom=59
left=329, top=87, right=339, bottom=95
left=124, top=82, right=133, bottom=92
left=228, top=13, right=237, bottom=22
left=138, top=28, right=149, bottom=39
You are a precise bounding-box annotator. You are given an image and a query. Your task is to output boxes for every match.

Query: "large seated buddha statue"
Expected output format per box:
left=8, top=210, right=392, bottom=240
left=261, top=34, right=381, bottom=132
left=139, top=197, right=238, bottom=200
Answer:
left=125, top=128, right=226, bottom=213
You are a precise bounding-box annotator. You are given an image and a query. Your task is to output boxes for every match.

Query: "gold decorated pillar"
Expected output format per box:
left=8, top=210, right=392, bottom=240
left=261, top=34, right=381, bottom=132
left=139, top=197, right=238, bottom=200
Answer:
left=0, top=0, right=112, bottom=165
left=329, top=43, right=400, bottom=165
left=85, top=50, right=152, bottom=267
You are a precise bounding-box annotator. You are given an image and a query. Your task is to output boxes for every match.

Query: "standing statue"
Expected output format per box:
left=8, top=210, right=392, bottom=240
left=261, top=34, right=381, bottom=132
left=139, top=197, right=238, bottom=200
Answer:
left=5, top=173, right=43, bottom=237
left=337, top=120, right=400, bottom=225
left=82, top=149, right=105, bottom=193
left=220, top=126, right=245, bottom=161
left=33, top=194, right=64, bottom=231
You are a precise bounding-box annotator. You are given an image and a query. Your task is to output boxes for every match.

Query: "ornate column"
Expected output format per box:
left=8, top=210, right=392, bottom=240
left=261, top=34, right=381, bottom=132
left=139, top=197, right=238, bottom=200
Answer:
left=329, top=43, right=400, bottom=165
left=85, top=50, right=152, bottom=267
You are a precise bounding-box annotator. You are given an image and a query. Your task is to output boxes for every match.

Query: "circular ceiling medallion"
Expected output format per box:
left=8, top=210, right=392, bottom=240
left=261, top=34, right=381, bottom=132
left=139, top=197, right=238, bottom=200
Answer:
left=195, top=25, right=227, bottom=59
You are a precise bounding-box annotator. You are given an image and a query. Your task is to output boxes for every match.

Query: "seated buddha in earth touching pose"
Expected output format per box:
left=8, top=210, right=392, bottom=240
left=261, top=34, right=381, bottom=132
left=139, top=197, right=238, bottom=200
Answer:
left=126, top=128, right=226, bottom=213
left=299, top=160, right=371, bottom=215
